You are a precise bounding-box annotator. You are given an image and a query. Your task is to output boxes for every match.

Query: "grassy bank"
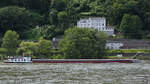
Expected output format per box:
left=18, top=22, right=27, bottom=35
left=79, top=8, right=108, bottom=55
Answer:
left=104, top=56, right=131, bottom=59
left=104, top=55, right=150, bottom=60
left=107, top=49, right=150, bottom=53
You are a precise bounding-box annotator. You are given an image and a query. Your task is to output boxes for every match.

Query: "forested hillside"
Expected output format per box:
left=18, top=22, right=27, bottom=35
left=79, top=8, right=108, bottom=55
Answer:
left=0, top=0, right=150, bottom=39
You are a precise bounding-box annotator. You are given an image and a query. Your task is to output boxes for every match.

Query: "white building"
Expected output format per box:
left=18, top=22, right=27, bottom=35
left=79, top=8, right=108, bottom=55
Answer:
left=77, top=17, right=114, bottom=35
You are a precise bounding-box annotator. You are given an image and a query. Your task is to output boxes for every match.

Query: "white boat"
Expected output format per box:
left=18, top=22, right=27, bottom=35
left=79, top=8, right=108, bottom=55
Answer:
left=4, top=56, right=32, bottom=63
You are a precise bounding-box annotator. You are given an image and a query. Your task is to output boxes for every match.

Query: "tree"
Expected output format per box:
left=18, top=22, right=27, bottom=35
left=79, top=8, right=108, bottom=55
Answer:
left=144, top=12, right=150, bottom=30
left=120, top=14, right=143, bottom=39
left=1, top=30, right=19, bottom=56
left=38, top=38, right=52, bottom=58
left=17, top=41, right=39, bottom=56
left=57, top=11, right=69, bottom=32
left=0, top=6, right=42, bottom=39
left=57, top=11, right=68, bottom=23
left=25, top=26, right=42, bottom=40
left=0, top=48, right=7, bottom=59
left=49, top=9, right=58, bottom=25
left=39, top=25, right=56, bottom=39
left=50, top=0, right=66, bottom=11
left=26, top=25, right=57, bottom=40
left=17, top=38, right=52, bottom=58
left=112, top=1, right=126, bottom=28
left=59, top=27, right=107, bottom=59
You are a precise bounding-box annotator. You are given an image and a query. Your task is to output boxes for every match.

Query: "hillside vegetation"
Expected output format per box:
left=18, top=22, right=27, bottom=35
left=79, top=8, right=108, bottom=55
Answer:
left=0, top=0, right=149, bottom=39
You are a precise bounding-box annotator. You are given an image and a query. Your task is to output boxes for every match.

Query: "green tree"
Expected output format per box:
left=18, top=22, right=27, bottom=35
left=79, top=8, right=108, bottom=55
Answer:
left=112, top=0, right=126, bottom=27
left=49, top=9, right=58, bottom=25
left=57, top=11, right=70, bottom=32
left=1, top=30, right=19, bottom=56
left=120, top=14, right=143, bottom=39
left=39, top=25, right=56, bottom=39
left=38, top=38, right=52, bottom=58
left=57, top=11, right=68, bottom=23
left=26, top=25, right=57, bottom=39
left=59, top=27, right=107, bottom=59
left=50, top=0, right=66, bottom=11
left=17, top=41, right=39, bottom=56
left=0, top=6, right=42, bottom=39
left=17, top=38, right=52, bottom=58
left=144, top=12, right=150, bottom=30
left=0, top=48, right=7, bottom=59
left=25, top=26, right=42, bottom=40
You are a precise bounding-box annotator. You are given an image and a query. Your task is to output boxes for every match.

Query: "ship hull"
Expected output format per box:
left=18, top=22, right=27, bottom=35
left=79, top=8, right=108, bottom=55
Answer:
left=32, top=59, right=143, bottom=63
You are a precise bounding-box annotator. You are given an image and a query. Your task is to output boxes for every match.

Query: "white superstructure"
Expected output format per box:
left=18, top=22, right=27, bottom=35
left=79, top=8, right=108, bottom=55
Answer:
left=4, top=56, right=32, bottom=63
left=77, top=17, right=114, bottom=35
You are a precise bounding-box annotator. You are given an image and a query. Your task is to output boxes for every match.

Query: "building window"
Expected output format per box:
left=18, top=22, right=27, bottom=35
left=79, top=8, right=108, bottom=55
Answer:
left=99, top=23, right=101, bottom=26
left=96, top=23, right=98, bottom=26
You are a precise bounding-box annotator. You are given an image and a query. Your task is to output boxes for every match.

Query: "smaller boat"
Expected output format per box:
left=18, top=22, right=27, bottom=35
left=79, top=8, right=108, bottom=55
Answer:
left=4, top=56, right=32, bottom=63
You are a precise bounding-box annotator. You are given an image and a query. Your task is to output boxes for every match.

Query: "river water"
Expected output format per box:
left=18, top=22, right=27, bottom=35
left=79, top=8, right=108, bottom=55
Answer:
left=0, top=62, right=150, bottom=84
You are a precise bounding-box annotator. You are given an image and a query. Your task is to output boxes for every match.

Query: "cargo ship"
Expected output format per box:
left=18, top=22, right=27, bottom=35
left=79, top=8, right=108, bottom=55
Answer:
left=3, top=56, right=144, bottom=63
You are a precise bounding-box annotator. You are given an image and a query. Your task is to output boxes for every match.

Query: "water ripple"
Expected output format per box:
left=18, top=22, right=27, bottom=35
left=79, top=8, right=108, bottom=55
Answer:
left=0, top=63, right=150, bottom=84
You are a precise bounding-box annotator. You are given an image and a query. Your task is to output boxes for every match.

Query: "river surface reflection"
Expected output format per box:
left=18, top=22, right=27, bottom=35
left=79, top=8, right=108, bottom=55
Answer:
left=0, top=62, right=150, bottom=84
